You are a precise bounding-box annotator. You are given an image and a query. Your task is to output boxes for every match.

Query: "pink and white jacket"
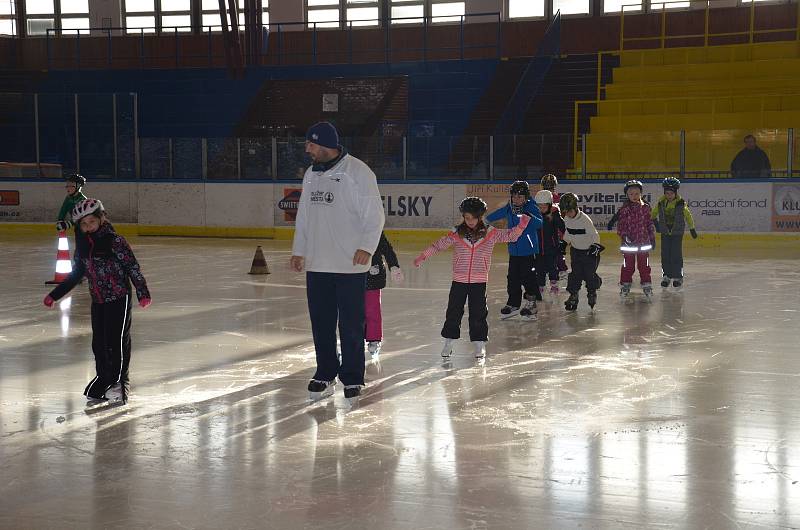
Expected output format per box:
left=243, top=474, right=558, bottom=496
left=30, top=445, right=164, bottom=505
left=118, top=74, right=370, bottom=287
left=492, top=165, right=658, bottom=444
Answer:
left=414, top=215, right=530, bottom=284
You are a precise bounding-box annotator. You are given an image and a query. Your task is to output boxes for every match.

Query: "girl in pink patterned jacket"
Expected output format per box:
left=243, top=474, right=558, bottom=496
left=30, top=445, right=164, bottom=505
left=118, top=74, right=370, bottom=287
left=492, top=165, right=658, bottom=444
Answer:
left=414, top=197, right=530, bottom=359
left=616, top=180, right=656, bottom=300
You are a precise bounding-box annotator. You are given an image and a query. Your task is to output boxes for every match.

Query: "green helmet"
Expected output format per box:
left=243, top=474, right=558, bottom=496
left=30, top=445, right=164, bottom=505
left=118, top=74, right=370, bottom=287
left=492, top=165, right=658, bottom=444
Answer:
left=558, top=192, right=578, bottom=213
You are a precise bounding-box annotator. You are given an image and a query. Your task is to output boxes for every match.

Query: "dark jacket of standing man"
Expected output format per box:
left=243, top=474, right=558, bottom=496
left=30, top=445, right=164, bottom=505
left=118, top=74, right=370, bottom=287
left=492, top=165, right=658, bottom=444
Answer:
left=730, top=135, right=771, bottom=178
left=290, top=121, right=385, bottom=400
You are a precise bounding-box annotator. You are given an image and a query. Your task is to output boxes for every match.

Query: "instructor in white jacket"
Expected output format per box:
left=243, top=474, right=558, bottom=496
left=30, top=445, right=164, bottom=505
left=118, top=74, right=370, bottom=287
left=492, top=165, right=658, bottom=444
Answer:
left=290, top=122, right=385, bottom=401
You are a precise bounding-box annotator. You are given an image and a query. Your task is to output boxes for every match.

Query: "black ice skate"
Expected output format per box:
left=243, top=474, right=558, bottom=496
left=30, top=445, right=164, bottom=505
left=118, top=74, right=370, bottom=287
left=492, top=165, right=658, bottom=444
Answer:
left=308, top=379, right=336, bottom=401
left=520, top=295, right=538, bottom=321
left=500, top=305, right=520, bottom=320
left=565, top=293, right=579, bottom=311
left=587, top=291, right=597, bottom=310
left=660, top=276, right=670, bottom=288
left=673, top=278, right=683, bottom=290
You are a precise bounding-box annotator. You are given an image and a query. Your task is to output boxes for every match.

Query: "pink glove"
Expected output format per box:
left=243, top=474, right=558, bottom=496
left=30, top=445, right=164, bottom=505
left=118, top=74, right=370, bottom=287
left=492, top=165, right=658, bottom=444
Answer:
left=413, top=256, right=424, bottom=268
left=139, top=298, right=152, bottom=309
left=390, top=267, right=404, bottom=283
left=43, top=295, right=55, bottom=308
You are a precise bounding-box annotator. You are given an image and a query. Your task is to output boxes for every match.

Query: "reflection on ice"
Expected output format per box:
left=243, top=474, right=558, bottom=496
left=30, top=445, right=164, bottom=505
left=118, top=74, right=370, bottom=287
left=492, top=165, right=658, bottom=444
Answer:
left=0, top=235, right=799, bottom=528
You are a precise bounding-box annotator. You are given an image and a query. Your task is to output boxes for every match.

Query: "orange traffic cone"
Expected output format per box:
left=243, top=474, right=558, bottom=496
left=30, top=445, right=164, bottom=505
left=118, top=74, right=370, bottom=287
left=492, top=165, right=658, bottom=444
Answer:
left=248, top=246, right=270, bottom=275
left=45, top=230, right=73, bottom=284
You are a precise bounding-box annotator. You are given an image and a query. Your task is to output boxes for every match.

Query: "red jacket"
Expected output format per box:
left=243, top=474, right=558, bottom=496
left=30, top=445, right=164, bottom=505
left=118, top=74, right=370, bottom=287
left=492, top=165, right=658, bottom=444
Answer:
left=415, top=215, right=530, bottom=283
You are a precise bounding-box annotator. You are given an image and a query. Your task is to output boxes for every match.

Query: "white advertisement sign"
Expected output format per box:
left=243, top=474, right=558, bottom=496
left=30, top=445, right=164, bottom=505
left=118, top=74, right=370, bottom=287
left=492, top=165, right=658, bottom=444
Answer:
left=559, top=181, right=771, bottom=232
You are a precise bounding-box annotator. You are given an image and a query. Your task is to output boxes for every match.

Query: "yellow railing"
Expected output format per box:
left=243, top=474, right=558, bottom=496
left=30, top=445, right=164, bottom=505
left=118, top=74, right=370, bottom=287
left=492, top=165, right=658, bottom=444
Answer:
left=619, top=0, right=800, bottom=51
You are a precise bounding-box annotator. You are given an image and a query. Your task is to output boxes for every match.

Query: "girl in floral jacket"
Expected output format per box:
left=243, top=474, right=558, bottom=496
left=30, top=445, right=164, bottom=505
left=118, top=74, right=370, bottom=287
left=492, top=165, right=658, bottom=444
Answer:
left=44, top=199, right=151, bottom=404
left=616, top=180, right=656, bottom=300
left=414, top=197, right=530, bottom=359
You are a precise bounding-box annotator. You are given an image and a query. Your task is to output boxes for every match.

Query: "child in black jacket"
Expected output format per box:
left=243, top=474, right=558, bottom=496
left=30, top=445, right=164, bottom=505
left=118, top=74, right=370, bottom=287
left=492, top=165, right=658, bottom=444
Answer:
left=44, top=199, right=151, bottom=404
left=365, top=232, right=403, bottom=355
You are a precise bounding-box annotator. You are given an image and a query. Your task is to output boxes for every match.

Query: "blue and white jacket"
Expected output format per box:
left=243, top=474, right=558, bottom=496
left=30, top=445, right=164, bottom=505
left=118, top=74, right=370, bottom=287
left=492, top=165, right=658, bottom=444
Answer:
left=486, top=199, right=544, bottom=257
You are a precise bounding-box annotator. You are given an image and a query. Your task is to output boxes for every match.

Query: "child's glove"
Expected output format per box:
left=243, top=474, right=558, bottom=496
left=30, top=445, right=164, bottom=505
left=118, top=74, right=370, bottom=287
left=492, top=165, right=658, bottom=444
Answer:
left=413, top=256, right=424, bottom=268
left=690, top=228, right=698, bottom=239
left=588, top=243, right=605, bottom=257
left=43, top=295, right=55, bottom=308
left=139, top=298, right=152, bottom=309
left=390, top=267, right=404, bottom=283
left=55, top=220, right=69, bottom=231
left=558, top=240, right=568, bottom=255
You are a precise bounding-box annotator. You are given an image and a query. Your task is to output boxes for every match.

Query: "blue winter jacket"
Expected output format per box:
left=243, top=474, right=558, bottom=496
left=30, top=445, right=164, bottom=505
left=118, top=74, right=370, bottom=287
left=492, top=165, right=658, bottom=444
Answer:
left=486, top=199, right=544, bottom=256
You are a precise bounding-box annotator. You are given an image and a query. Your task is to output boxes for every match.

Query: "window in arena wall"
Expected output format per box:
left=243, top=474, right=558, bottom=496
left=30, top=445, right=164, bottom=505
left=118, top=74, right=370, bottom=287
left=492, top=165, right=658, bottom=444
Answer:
left=124, top=0, right=156, bottom=33
left=430, top=1, right=464, bottom=23
left=307, top=0, right=340, bottom=28
left=0, top=0, right=16, bottom=35
left=603, top=0, right=642, bottom=13
left=346, top=0, right=378, bottom=27
left=553, top=0, right=591, bottom=15
left=23, top=0, right=89, bottom=35
left=161, top=0, right=191, bottom=31
left=508, top=0, right=546, bottom=19
left=391, top=0, right=424, bottom=24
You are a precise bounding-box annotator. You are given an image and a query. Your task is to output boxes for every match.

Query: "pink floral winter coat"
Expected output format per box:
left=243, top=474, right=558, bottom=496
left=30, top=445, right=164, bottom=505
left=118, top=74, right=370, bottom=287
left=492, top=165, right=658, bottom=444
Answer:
left=616, top=201, right=655, bottom=246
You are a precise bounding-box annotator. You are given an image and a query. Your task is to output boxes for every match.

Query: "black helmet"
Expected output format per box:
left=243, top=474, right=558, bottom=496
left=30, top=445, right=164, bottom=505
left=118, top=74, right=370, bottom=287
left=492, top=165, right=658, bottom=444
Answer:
left=510, top=180, right=530, bottom=198
left=541, top=173, right=558, bottom=190
left=623, top=179, right=643, bottom=195
left=66, top=174, right=86, bottom=188
left=662, top=177, right=680, bottom=192
left=459, top=196, right=487, bottom=216
left=558, top=192, right=578, bottom=213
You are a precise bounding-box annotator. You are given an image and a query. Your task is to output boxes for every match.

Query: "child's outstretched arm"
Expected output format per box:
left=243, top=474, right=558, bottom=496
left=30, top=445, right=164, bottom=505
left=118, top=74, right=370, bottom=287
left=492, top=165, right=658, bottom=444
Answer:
left=44, top=259, right=86, bottom=307
left=112, top=235, right=151, bottom=306
left=493, top=213, right=531, bottom=243
left=414, top=233, right=454, bottom=267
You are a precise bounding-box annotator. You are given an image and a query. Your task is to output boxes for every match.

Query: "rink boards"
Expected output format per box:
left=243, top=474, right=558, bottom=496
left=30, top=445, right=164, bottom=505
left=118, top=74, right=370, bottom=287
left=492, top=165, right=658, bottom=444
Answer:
left=1, top=179, right=799, bottom=235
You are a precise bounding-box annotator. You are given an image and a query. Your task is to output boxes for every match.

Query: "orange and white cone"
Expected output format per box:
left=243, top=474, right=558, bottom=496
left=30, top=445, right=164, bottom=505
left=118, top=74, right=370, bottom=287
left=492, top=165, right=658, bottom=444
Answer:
left=45, top=230, right=73, bottom=285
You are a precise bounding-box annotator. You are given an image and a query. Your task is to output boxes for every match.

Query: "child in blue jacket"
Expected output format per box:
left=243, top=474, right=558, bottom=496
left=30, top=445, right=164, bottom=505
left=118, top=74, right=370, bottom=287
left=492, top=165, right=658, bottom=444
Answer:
left=486, top=180, right=544, bottom=321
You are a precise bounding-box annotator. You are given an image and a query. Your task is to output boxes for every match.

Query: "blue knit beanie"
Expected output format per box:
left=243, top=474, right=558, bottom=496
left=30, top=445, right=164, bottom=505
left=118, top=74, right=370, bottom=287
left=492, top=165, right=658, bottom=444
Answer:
left=305, top=122, right=339, bottom=149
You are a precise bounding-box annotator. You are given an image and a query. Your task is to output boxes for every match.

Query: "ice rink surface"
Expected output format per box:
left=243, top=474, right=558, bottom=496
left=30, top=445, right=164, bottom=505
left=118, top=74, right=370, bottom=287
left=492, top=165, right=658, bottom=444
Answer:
left=1, top=233, right=800, bottom=529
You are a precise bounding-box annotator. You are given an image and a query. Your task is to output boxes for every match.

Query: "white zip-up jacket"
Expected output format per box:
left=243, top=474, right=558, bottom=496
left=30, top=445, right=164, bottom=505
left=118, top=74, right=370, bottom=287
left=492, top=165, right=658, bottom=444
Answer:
left=563, top=210, right=599, bottom=250
left=292, top=153, right=385, bottom=274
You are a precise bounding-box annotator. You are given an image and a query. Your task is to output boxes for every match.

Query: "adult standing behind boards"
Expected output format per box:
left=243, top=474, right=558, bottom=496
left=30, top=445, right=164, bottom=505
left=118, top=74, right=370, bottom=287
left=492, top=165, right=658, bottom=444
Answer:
left=289, top=122, right=385, bottom=402
left=730, top=134, right=771, bottom=178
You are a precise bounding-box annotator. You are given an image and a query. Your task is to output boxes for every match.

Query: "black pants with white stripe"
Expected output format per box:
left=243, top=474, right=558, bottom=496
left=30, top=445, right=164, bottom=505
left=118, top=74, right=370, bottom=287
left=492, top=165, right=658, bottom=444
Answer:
left=84, top=295, right=132, bottom=400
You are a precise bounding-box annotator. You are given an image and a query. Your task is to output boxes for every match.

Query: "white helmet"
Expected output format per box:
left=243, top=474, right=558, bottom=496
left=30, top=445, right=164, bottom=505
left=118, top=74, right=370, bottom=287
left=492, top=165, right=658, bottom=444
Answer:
left=534, top=189, right=553, bottom=204
left=71, top=198, right=104, bottom=221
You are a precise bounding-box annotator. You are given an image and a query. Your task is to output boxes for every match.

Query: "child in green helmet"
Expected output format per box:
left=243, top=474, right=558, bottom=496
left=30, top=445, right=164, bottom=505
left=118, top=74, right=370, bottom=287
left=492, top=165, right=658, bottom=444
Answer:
left=651, top=177, right=698, bottom=290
